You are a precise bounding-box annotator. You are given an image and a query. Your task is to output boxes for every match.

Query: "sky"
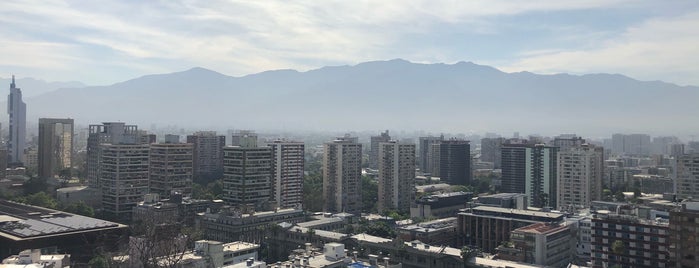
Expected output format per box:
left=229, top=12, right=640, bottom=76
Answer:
left=1, top=0, right=699, bottom=86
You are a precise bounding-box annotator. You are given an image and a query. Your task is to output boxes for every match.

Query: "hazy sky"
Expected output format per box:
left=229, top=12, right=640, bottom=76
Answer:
left=1, top=0, right=698, bottom=86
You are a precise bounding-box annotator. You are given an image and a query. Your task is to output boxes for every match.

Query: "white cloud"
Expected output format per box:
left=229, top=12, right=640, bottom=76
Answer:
left=500, top=12, right=699, bottom=86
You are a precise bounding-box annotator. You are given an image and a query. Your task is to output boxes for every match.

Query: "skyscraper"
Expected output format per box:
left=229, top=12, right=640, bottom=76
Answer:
left=7, top=76, right=26, bottom=165
left=377, top=140, right=415, bottom=213
left=439, top=139, right=471, bottom=185
left=186, top=131, right=226, bottom=183
left=86, top=122, right=140, bottom=189
left=676, top=153, right=699, bottom=199
left=38, top=118, right=74, bottom=179
left=480, top=137, right=505, bottom=169
left=149, top=139, right=193, bottom=198
left=369, top=130, right=390, bottom=170
left=556, top=144, right=604, bottom=210
left=268, top=140, right=304, bottom=208
left=419, top=135, right=444, bottom=174
left=501, top=141, right=558, bottom=208
left=323, top=135, right=362, bottom=214
left=222, top=134, right=272, bottom=208
left=100, top=143, right=150, bottom=221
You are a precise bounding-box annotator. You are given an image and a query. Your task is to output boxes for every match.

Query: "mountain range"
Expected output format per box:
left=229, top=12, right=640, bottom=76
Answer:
left=4, top=59, right=699, bottom=136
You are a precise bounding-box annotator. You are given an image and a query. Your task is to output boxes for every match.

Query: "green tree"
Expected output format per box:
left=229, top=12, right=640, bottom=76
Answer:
left=303, top=172, right=323, bottom=212
left=22, top=177, right=48, bottom=195
left=63, top=201, right=95, bottom=217
left=15, top=192, right=58, bottom=209
left=88, top=256, right=110, bottom=268
left=361, top=176, right=378, bottom=213
left=611, top=240, right=625, bottom=255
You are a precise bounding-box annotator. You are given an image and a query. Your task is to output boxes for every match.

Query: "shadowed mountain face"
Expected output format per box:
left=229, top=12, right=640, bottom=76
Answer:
left=14, top=59, right=699, bottom=135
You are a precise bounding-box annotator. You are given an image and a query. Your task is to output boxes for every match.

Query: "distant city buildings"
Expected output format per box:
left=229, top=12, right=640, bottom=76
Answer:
left=369, top=130, right=390, bottom=170
left=37, top=118, right=74, bottom=179
left=7, top=76, right=26, bottom=165
left=418, top=135, right=443, bottom=174
left=377, top=140, right=415, bottom=214
left=611, top=133, right=651, bottom=156
left=267, top=139, right=305, bottom=208
left=323, top=135, right=362, bottom=214
left=480, top=137, right=505, bottom=169
left=186, top=131, right=226, bottom=182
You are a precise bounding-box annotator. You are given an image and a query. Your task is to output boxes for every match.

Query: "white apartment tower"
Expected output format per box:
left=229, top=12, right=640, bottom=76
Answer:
left=223, top=132, right=272, bottom=208
left=7, top=75, right=26, bottom=164
left=557, top=144, right=604, bottom=210
left=87, top=122, right=140, bottom=189
left=100, top=143, right=150, bottom=221
left=323, top=135, right=362, bottom=214
left=268, top=140, right=305, bottom=209
left=149, top=140, right=194, bottom=198
left=377, top=141, right=416, bottom=214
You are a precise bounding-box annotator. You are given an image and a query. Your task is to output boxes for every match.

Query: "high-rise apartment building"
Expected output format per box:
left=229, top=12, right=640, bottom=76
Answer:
left=149, top=140, right=193, bottom=198
left=591, top=211, right=669, bottom=268
left=557, top=144, right=604, bottom=210
left=186, top=131, right=226, bottom=182
left=439, top=139, right=471, bottom=185
left=551, top=135, right=585, bottom=152
left=669, top=202, right=699, bottom=268
left=323, top=135, right=362, bottom=214
left=100, top=143, right=150, bottom=221
left=231, top=130, right=258, bottom=147
left=267, top=140, right=304, bottom=208
left=7, top=76, right=26, bottom=165
left=223, top=134, right=272, bottom=208
left=369, top=130, right=390, bottom=170
left=37, top=118, right=74, bottom=179
left=418, top=135, right=443, bottom=174
left=501, top=142, right=558, bottom=208
left=653, top=136, right=680, bottom=155
left=86, top=122, right=140, bottom=189
left=480, top=137, right=505, bottom=169
left=377, top=141, right=415, bottom=213
left=429, top=143, right=441, bottom=177
left=611, top=133, right=651, bottom=156
left=676, top=154, right=699, bottom=200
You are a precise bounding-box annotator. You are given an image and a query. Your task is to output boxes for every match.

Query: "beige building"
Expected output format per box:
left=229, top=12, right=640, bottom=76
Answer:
left=186, top=131, right=225, bottom=182
left=323, top=135, right=362, bottom=214
left=149, top=140, right=193, bottom=198
left=676, top=153, right=699, bottom=199
left=38, top=118, right=74, bottom=179
left=100, top=143, right=150, bottom=221
left=87, top=122, right=140, bottom=189
left=267, top=140, right=304, bottom=209
left=557, top=144, right=604, bottom=210
left=377, top=140, right=415, bottom=214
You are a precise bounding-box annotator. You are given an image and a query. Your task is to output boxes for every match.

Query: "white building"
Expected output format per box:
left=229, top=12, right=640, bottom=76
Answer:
left=1, top=249, right=69, bottom=268
left=323, top=135, right=362, bottom=214
left=557, top=144, right=604, bottom=210
left=267, top=140, right=305, bottom=209
left=377, top=141, right=415, bottom=214
left=100, top=143, right=150, bottom=221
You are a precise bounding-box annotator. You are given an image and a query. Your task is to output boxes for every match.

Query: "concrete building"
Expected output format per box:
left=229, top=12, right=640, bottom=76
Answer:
left=0, top=148, right=7, bottom=179
left=267, top=140, right=304, bottom=209
left=100, top=143, right=150, bottom=221
left=398, top=217, right=457, bottom=246
left=653, top=136, right=681, bottom=155
left=223, top=138, right=272, bottom=208
left=0, top=200, right=127, bottom=262
left=6, top=76, right=26, bottom=165
left=87, top=122, right=140, bottom=189
left=439, top=139, right=471, bottom=185
left=501, top=142, right=558, bottom=208
left=231, top=130, right=258, bottom=147
left=377, top=140, right=415, bottom=214
left=590, top=210, right=669, bottom=268
left=457, top=206, right=565, bottom=253
left=557, top=144, right=604, bottom=210
left=481, top=137, right=505, bottom=169
left=37, top=118, right=74, bottom=179
left=56, top=185, right=101, bottom=208
left=496, top=222, right=574, bottom=267
left=473, top=193, right=528, bottom=209
left=676, top=153, right=699, bottom=200
left=551, top=134, right=585, bottom=151
left=668, top=202, right=699, bottom=268
left=323, top=135, right=362, bottom=214
left=418, top=135, right=443, bottom=174
left=197, top=207, right=304, bottom=243
left=369, top=130, right=390, bottom=170
left=187, top=131, right=226, bottom=182
left=611, top=133, right=652, bottom=156
left=410, top=191, right=472, bottom=219
left=149, top=140, right=194, bottom=198
left=429, top=143, right=441, bottom=177
left=1, top=249, right=69, bottom=268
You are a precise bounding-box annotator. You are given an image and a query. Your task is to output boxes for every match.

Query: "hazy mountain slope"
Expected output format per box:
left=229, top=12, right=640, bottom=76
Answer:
left=21, top=59, right=699, bottom=134
left=0, top=77, right=85, bottom=98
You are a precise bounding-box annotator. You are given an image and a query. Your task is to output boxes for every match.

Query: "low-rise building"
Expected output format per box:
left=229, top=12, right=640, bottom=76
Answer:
left=197, top=207, right=304, bottom=243
left=1, top=249, right=69, bottom=268
left=397, top=217, right=456, bottom=247
left=410, top=192, right=471, bottom=219
left=496, top=222, right=574, bottom=267
left=55, top=185, right=102, bottom=208
left=473, top=193, right=528, bottom=209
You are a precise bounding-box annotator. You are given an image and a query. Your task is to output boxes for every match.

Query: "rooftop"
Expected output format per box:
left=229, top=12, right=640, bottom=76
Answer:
left=351, top=233, right=393, bottom=244
left=462, top=206, right=564, bottom=220
left=513, top=222, right=569, bottom=235
left=0, top=200, right=126, bottom=241
left=223, top=241, right=260, bottom=252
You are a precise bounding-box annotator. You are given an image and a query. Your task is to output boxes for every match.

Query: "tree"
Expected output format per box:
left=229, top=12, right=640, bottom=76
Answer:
left=128, top=213, right=201, bottom=268
left=361, top=176, right=378, bottom=213
left=611, top=240, right=625, bottom=255
left=22, top=176, right=48, bottom=195
left=63, top=201, right=95, bottom=217
left=15, top=192, right=58, bottom=209
left=88, top=256, right=110, bottom=268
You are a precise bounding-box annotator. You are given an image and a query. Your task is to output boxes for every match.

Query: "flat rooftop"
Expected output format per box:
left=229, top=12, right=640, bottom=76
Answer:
left=223, top=241, right=259, bottom=252
left=514, top=222, right=569, bottom=234
left=0, top=200, right=126, bottom=241
left=461, top=206, right=564, bottom=220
